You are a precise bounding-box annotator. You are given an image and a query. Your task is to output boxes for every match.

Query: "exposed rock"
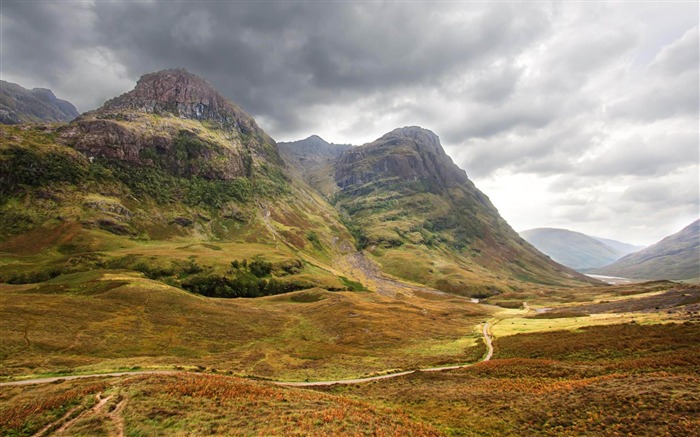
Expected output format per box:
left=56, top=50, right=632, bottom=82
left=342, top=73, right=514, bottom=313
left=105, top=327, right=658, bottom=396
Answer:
left=334, top=126, right=468, bottom=191
left=55, top=69, right=283, bottom=178
left=83, top=198, right=133, bottom=219
left=171, top=217, right=194, bottom=227
left=57, top=115, right=248, bottom=180
left=221, top=202, right=250, bottom=222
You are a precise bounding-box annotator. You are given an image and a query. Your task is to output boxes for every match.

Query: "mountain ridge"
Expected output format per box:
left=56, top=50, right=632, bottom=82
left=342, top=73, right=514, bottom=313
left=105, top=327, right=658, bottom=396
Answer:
left=520, top=227, right=634, bottom=270
left=592, top=219, right=700, bottom=280
left=0, top=80, right=79, bottom=124
left=282, top=126, right=598, bottom=295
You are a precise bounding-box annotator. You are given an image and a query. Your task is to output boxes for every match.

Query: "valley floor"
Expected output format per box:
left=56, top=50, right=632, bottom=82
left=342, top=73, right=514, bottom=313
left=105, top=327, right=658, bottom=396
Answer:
left=0, top=271, right=698, bottom=435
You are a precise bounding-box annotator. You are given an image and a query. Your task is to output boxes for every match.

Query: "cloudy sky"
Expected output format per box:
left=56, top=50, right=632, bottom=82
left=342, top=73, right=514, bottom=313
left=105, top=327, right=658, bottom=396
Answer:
left=2, top=1, right=698, bottom=245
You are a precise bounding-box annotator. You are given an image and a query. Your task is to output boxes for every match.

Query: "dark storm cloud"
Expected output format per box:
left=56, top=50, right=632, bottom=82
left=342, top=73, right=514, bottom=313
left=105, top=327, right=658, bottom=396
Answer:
left=1, top=1, right=94, bottom=83
left=1, top=1, right=697, bottom=244
left=46, top=1, right=551, bottom=132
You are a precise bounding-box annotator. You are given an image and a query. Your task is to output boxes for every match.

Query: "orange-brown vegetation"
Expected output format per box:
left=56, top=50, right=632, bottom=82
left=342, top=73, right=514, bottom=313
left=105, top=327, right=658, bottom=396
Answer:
left=0, top=373, right=439, bottom=436
left=320, top=322, right=700, bottom=436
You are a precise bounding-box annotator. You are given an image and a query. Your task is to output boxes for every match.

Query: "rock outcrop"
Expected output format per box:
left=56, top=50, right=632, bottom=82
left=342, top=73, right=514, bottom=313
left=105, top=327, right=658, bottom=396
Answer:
left=334, top=127, right=468, bottom=191
left=56, top=69, right=282, bottom=179
left=100, top=69, right=260, bottom=135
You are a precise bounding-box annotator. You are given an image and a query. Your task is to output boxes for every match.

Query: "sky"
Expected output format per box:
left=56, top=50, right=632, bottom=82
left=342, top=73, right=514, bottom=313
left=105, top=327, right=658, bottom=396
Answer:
left=1, top=1, right=698, bottom=246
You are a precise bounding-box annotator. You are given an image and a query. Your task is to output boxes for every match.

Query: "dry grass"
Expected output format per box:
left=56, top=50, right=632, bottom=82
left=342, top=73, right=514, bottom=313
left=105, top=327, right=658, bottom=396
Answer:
left=320, top=321, right=700, bottom=436
left=0, top=271, right=488, bottom=381
left=0, top=373, right=439, bottom=436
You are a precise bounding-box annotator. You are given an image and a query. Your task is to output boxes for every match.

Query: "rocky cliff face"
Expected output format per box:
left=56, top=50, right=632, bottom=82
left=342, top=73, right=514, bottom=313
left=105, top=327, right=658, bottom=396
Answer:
left=101, top=69, right=259, bottom=134
left=0, top=80, right=79, bottom=124
left=57, top=69, right=282, bottom=179
left=334, top=127, right=468, bottom=191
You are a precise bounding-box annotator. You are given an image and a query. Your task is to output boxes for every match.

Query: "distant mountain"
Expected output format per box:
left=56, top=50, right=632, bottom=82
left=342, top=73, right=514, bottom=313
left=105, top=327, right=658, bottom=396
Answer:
left=592, top=220, right=700, bottom=280
left=278, top=135, right=351, bottom=191
left=0, top=80, right=79, bottom=124
left=520, top=228, right=627, bottom=270
left=592, top=236, right=645, bottom=257
left=278, top=135, right=351, bottom=163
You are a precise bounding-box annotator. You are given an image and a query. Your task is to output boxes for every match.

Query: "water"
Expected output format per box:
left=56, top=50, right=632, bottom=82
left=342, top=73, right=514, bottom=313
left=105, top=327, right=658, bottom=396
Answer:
left=586, top=274, right=636, bottom=285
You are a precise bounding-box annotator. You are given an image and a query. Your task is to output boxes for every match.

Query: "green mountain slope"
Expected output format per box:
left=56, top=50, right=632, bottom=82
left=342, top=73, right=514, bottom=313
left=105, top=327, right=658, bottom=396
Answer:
left=0, top=80, right=79, bottom=124
left=0, top=69, right=356, bottom=294
left=592, top=219, right=700, bottom=280
left=520, top=228, right=627, bottom=270
left=282, top=127, right=597, bottom=296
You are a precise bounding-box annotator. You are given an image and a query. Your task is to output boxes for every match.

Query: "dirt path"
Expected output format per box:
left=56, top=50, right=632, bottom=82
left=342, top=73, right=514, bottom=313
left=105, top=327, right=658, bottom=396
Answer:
left=274, top=322, right=492, bottom=387
left=1, top=323, right=493, bottom=389
left=0, top=370, right=175, bottom=387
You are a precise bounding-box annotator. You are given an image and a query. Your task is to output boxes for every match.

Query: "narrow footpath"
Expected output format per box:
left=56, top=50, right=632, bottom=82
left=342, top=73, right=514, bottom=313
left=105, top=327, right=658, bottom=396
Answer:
left=0, top=323, right=493, bottom=388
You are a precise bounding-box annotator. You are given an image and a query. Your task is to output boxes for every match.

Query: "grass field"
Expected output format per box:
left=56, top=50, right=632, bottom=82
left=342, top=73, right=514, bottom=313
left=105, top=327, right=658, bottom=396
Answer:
left=0, top=270, right=489, bottom=382
left=320, top=321, right=700, bottom=436
left=0, top=373, right=439, bottom=436
left=1, top=257, right=698, bottom=435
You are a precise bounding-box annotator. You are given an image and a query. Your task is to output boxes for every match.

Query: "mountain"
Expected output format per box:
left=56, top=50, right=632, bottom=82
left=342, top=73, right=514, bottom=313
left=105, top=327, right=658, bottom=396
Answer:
left=278, top=135, right=351, bottom=166
left=0, top=69, right=595, bottom=304
left=0, top=69, right=355, bottom=294
left=592, top=236, right=645, bottom=257
left=282, top=126, right=597, bottom=296
left=520, top=228, right=632, bottom=270
left=0, top=80, right=79, bottom=124
left=278, top=135, right=351, bottom=193
left=592, top=219, right=700, bottom=280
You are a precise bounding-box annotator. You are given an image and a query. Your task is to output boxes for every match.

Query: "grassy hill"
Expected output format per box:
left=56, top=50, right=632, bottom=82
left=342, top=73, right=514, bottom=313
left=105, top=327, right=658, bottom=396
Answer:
left=593, top=219, right=700, bottom=280
left=0, top=70, right=367, bottom=299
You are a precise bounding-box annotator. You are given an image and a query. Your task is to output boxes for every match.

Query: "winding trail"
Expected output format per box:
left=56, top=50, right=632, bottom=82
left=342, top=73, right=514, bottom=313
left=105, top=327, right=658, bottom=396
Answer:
left=276, top=322, right=493, bottom=387
left=0, top=323, right=493, bottom=388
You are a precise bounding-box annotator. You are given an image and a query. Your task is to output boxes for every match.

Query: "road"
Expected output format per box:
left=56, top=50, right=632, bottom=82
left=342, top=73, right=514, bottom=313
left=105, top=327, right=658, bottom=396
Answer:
left=0, top=323, right=493, bottom=388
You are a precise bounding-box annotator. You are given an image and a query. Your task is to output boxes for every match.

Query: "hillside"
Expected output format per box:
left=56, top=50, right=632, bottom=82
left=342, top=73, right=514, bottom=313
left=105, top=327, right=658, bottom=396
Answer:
left=520, top=228, right=630, bottom=270
left=593, top=219, right=700, bottom=280
left=283, top=127, right=597, bottom=296
left=0, top=69, right=358, bottom=296
left=278, top=135, right=351, bottom=176
left=0, top=80, right=79, bottom=124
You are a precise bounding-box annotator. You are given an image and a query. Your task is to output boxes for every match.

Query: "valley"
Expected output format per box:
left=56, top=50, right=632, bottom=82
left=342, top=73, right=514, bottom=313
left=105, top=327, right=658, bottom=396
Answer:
left=1, top=69, right=698, bottom=436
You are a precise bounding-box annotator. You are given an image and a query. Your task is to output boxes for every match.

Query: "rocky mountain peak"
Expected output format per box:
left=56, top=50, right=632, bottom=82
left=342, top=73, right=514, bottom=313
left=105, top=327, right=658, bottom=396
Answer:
left=57, top=69, right=284, bottom=175
left=99, top=69, right=256, bottom=132
left=334, top=126, right=466, bottom=190
left=383, top=126, right=445, bottom=156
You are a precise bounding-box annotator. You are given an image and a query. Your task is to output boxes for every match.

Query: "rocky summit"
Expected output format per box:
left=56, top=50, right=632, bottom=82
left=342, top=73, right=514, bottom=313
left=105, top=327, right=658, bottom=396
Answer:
left=101, top=69, right=257, bottom=131
left=334, top=127, right=469, bottom=190
left=56, top=69, right=282, bottom=179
